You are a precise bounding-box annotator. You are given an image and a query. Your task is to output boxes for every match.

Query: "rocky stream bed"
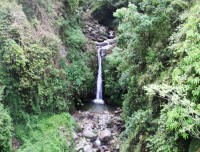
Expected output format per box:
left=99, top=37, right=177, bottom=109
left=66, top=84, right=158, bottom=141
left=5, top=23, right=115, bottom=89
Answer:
left=71, top=11, right=124, bottom=152
left=72, top=107, right=124, bottom=152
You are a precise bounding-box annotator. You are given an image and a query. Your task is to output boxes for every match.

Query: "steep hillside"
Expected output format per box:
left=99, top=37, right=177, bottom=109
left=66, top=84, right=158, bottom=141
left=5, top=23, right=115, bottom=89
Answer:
left=0, top=0, right=95, bottom=151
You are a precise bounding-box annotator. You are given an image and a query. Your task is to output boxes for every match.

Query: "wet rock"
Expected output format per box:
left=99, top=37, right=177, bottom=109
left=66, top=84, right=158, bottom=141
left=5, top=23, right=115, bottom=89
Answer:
left=107, top=35, right=115, bottom=39
left=96, top=42, right=108, bottom=47
left=94, top=137, right=101, bottom=147
left=99, top=129, right=112, bottom=141
left=100, top=49, right=106, bottom=57
left=97, top=38, right=104, bottom=42
left=99, top=27, right=106, bottom=33
left=83, top=129, right=97, bottom=141
left=99, top=36, right=107, bottom=41
left=88, top=27, right=93, bottom=31
left=114, top=116, right=123, bottom=122
left=114, top=110, right=120, bottom=115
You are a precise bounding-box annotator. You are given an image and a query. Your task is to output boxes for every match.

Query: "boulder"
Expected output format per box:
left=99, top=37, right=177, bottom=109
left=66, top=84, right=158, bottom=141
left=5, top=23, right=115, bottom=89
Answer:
left=99, top=129, right=112, bottom=141
left=83, top=129, right=97, bottom=141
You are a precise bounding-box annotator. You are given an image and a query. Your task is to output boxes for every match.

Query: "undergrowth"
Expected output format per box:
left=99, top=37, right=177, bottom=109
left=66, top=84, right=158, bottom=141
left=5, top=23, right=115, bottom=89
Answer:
left=15, top=113, right=76, bottom=152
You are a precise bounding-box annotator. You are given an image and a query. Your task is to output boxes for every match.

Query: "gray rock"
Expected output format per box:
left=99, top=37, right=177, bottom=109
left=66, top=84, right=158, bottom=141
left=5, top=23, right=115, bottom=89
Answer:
left=99, top=27, right=106, bottom=33
left=83, top=145, right=93, bottom=152
left=99, top=129, right=112, bottom=141
left=73, top=132, right=78, bottom=140
left=104, top=117, right=112, bottom=126
left=83, top=129, right=97, bottom=140
left=88, top=27, right=93, bottom=31
left=100, top=49, right=106, bottom=57
left=114, top=116, right=123, bottom=122
left=97, top=38, right=104, bottom=42
left=99, top=36, right=107, bottom=41
left=96, top=42, right=108, bottom=47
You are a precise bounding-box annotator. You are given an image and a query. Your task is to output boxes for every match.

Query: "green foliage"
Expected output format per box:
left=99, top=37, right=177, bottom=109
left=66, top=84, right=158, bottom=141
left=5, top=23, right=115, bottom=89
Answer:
left=15, top=113, right=76, bottom=152
left=107, top=0, right=181, bottom=118
left=65, top=27, right=86, bottom=50
left=67, top=0, right=80, bottom=12
left=0, top=103, right=12, bottom=152
left=147, top=130, right=178, bottom=152
left=104, top=0, right=199, bottom=151
left=120, top=110, right=152, bottom=152
left=103, top=48, right=126, bottom=104
left=0, top=0, right=95, bottom=121
left=170, top=3, right=200, bottom=103
left=145, top=84, right=200, bottom=150
left=0, top=0, right=94, bottom=151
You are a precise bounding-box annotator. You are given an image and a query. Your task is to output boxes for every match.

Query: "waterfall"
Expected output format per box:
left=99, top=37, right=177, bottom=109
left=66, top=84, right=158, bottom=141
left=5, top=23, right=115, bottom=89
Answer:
left=93, top=48, right=104, bottom=104
left=93, top=31, right=116, bottom=104
left=96, top=48, right=103, bottom=99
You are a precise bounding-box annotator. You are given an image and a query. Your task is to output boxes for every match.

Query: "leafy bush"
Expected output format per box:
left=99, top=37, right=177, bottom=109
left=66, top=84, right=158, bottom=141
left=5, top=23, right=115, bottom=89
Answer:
left=121, top=110, right=152, bottom=152
left=0, top=102, right=12, bottom=152
left=105, top=0, right=199, bottom=151
left=0, top=0, right=95, bottom=120
left=171, top=2, right=200, bottom=103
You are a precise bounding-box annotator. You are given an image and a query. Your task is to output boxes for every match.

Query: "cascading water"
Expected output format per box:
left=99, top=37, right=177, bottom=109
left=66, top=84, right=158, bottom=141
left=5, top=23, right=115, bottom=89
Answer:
left=93, top=48, right=104, bottom=104
left=93, top=31, right=116, bottom=104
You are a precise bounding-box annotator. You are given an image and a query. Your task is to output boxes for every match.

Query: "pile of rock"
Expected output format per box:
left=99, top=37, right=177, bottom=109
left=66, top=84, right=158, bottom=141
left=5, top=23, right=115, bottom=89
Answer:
left=72, top=108, right=124, bottom=152
left=82, top=12, right=115, bottom=43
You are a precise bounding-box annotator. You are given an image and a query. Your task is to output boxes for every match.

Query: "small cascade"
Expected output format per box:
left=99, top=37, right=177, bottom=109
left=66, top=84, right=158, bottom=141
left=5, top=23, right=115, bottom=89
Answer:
left=93, top=31, right=116, bottom=104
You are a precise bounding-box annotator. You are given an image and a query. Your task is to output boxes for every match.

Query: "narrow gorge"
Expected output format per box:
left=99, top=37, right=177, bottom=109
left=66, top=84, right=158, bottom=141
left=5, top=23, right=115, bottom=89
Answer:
left=72, top=11, right=124, bottom=152
left=0, top=0, right=199, bottom=152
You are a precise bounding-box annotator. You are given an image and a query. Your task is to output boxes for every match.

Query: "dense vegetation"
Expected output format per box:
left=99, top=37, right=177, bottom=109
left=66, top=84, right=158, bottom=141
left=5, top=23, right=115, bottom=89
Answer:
left=0, top=0, right=199, bottom=152
left=0, top=0, right=94, bottom=151
left=103, top=0, right=200, bottom=151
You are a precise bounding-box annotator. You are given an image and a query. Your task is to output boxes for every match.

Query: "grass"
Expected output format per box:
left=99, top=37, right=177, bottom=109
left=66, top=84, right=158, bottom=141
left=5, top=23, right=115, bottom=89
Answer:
left=15, top=113, right=76, bottom=152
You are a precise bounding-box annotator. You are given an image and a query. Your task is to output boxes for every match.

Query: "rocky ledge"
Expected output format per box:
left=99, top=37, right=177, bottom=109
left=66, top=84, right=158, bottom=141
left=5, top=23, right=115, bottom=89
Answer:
left=72, top=108, right=124, bottom=152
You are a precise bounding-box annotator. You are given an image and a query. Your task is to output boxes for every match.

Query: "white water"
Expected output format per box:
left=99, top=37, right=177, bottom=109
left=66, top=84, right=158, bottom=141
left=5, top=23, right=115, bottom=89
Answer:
left=93, top=32, right=116, bottom=104
left=93, top=48, right=104, bottom=104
